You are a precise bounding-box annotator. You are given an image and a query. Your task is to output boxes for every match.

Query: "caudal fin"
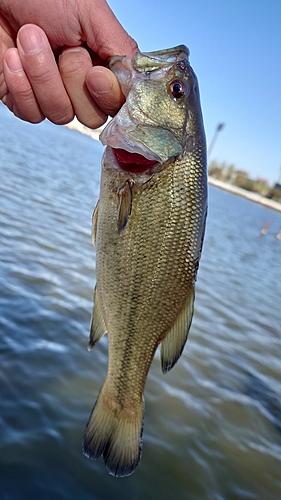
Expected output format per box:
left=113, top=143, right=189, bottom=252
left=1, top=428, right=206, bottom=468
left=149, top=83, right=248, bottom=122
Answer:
left=83, top=383, right=144, bottom=477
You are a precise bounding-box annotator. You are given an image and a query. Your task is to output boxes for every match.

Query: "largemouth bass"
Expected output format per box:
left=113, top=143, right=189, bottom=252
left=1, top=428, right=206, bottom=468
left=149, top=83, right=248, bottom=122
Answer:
left=83, top=45, right=207, bottom=476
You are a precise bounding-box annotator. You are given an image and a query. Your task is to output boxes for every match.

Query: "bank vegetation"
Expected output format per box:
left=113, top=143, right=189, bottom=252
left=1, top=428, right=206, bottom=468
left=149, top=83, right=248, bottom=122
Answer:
left=208, top=161, right=281, bottom=203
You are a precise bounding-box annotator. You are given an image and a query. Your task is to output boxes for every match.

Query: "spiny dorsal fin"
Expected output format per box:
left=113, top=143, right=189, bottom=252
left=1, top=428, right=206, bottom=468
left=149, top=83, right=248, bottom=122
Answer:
left=92, top=200, right=100, bottom=247
left=160, top=287, right=195, bottom=373
left=117, top=180, right=133, bottom=234
left=88, top=286, right=107, bottom=350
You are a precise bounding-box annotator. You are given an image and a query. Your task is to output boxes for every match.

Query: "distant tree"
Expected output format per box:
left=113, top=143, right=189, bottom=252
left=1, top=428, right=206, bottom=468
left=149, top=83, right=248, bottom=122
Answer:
left=266, top=187, right=281, bottom=202
left=208, top=159, right=272, bottom=197
left=208, top=160, right=237, bottom=183
left=208, top=160, right=223, bottom=178
left=224, top=164, right=235, bottom=182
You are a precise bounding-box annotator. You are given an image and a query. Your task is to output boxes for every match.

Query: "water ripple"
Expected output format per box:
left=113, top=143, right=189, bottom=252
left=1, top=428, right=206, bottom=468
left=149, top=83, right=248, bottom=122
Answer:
left=0, top=104, right=281, bottom=499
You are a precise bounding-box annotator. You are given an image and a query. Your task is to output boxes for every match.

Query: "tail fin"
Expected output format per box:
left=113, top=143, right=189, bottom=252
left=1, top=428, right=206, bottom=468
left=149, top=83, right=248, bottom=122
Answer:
left=83, top=383, right=144, bottom=477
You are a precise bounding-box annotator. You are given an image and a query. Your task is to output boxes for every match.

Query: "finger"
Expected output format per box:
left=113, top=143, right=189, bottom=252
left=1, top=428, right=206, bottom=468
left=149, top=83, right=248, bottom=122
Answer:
left=86, top=66, right=125, bottom=118
left=78, top=1, right=139, bottom=59
left=59, top=46, right=107, bottom=129
left=17, top=24, right=74, bottom=124
left=3, top=48, right=44, bottom=122
left=0, top=15, right=16, bottom=100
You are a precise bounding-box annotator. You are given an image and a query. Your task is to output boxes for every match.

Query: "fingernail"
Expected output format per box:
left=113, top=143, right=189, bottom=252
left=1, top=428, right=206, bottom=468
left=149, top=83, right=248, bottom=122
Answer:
left=18, top=26, right=44, bottom=54
left=88, top=70, right=113, bottom=95
left=60, top=46, right=83, bottom=56
left=5, top=49, right=23, bottom=73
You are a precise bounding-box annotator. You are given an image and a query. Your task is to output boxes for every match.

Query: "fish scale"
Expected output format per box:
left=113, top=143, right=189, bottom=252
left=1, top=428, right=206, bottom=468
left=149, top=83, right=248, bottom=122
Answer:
left=83, top=45, right=207, bottom=476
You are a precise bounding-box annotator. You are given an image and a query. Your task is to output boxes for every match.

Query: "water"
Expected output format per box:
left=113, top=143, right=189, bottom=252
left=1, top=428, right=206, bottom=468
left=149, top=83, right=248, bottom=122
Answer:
left=1, top=102, right=281, bottom=499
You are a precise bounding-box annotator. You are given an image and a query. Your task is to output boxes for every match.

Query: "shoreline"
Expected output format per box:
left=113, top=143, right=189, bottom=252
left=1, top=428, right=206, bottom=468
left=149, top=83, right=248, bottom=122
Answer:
left=65, top=118, right=101, bottom=141
left=208, top=177, right=281, bottom=214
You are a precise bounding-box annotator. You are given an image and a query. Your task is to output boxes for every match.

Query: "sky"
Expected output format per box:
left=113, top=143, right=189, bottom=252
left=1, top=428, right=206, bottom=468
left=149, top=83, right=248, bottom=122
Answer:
left=107, top=0, right=281, bottom=185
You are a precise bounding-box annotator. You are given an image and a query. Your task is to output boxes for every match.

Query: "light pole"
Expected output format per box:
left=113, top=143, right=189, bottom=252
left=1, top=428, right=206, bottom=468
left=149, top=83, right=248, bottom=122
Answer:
left=207, top=123, right=225, bottom=162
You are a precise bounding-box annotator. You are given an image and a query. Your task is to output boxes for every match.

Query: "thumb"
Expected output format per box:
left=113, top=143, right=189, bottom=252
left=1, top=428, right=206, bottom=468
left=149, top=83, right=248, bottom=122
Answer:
left=78, top=0, right=139, bottom=59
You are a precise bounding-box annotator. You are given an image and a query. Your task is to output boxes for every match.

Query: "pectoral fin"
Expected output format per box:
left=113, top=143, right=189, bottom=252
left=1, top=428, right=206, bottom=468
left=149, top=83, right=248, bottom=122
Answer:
left=160, top=287, right=195, bottom=374
left=92, top=200, right=100, bottom=247
left=117, top=180, right=133, bottom=234
left=88, top=287, right=107, bottom=350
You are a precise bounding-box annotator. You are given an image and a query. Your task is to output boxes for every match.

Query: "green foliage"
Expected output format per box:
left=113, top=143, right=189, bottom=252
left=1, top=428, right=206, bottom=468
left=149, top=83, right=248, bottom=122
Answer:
left=208, top=160, right=240, bottom=183
left=266, top=187, right=281, bottom=202
left=208, top=160, right=241, bottom=184
left=208, top=160, right=270, bottom=195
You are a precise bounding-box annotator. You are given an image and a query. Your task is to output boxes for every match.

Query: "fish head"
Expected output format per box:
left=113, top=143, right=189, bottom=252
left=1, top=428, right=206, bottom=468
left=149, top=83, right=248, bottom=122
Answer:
left=100, top=45, right=205, bottom=173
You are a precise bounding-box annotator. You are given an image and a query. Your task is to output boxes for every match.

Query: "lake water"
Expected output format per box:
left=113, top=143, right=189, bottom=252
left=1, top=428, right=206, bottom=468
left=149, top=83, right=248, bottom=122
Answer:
left=0, top=102, right=281, bottom=499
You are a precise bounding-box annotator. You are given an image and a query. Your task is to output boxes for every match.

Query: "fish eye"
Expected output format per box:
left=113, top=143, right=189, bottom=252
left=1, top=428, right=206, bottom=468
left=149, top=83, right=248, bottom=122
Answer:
left=169, top=80, right=187, bottom=99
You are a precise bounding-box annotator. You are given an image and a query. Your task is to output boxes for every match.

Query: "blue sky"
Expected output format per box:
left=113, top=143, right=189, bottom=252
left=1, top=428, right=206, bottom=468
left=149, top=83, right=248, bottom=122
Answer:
left=108, top=0, right=281, bottom=185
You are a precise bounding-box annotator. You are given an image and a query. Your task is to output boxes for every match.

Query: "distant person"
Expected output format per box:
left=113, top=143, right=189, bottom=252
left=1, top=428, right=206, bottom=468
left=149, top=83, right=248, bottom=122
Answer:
left=0, top=0, right=138, bottom=128
left=260, top=221, right=270, bottom=235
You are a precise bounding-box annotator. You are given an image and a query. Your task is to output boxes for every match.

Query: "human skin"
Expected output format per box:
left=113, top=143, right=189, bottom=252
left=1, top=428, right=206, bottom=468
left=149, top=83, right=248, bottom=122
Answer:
left=0, top=0, right=138, bottom=127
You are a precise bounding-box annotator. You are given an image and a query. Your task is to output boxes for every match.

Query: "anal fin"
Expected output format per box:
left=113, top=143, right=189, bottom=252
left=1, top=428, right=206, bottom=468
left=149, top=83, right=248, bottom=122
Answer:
left=88, top=286, right=107, bottom=350
left=160, top=287, right=195, bottom=373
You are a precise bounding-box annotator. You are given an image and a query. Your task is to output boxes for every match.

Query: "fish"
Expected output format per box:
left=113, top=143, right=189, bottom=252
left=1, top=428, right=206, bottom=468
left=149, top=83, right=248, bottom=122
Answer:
left=83, top=45, right=207, bottom=476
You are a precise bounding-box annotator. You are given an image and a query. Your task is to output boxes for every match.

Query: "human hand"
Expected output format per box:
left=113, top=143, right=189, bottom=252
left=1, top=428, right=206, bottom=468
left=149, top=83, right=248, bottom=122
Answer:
left=0, top=0, right=138, bottom=127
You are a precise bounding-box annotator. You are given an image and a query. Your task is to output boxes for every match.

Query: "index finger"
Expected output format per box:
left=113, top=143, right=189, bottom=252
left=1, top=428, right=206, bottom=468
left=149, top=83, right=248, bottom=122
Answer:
left=77, top=1, right=139, bottom=59
left=0, top=13, right=16, bottom=100
left=17, top=24, right=74, bottom=124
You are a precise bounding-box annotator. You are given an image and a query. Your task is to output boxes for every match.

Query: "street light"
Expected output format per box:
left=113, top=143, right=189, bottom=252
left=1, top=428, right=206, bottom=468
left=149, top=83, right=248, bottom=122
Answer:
left=207, top=123, right=225, bottom=162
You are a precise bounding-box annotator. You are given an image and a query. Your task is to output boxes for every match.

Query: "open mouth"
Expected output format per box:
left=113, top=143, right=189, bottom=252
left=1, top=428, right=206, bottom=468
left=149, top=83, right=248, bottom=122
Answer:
left=112, top=148, right=158, bottom=174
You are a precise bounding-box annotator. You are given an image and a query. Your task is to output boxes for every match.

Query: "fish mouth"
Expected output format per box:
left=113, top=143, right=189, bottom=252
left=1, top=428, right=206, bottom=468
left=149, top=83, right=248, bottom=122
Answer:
left=100, top=119, right=163, bottom=174
left=100, top=119, right=182, bottom=172
left=99, top=116, right=162, bottom=162
left=99, top=45, right=188, bottom=172
left=111, top=148, right=158, bottom=174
